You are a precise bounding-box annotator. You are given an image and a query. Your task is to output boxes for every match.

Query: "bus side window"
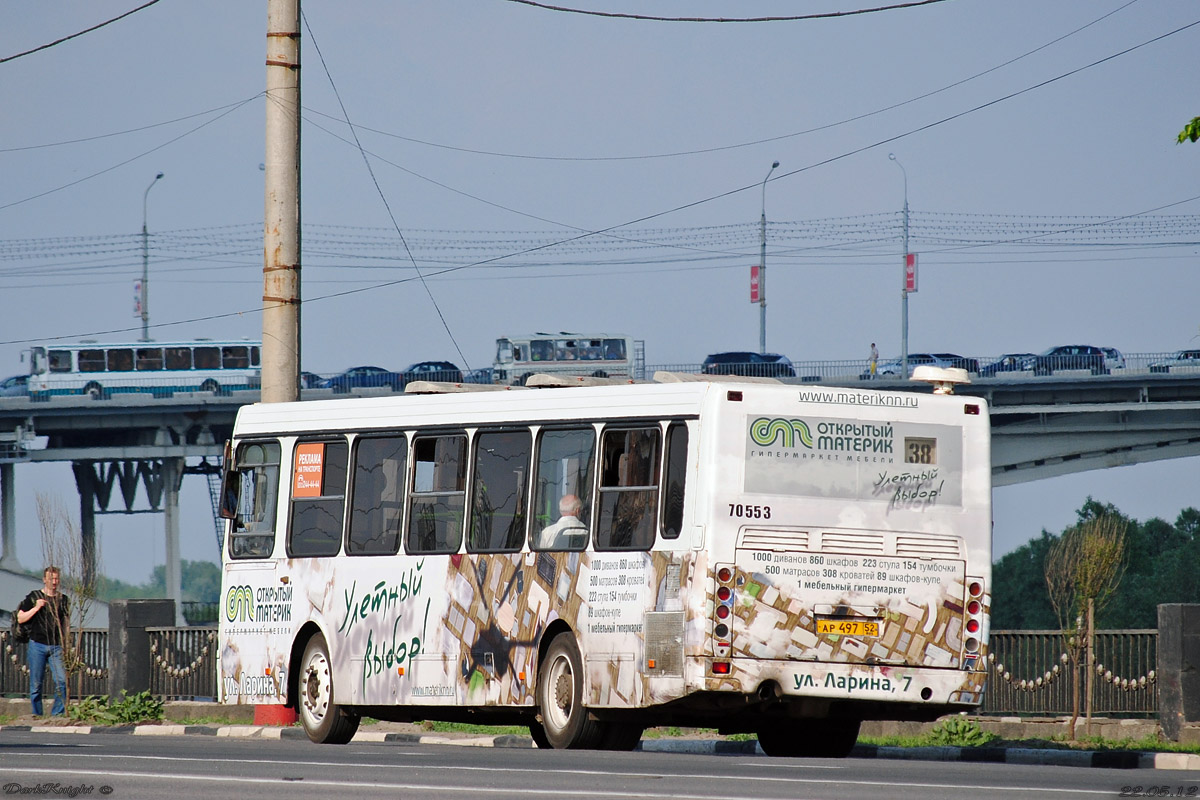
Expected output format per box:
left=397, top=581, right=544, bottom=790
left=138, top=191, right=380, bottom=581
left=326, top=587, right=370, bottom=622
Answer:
left=78, top=349, right=105, bottom=372
left=48, top=350, right=73, bottom=373
left=194, top=347, right=220, bottom=370
left=531, top=427, right=595, bottom=552
left=288, top=439, right=348, bottom=558
left=660, top=423, right=688, bottom=539
left=407, top=434, right=467, bottom=554
left=135, top=348, right=164, bottom=371
left=530, top=340, right=554, bottom=362
left=164, top=347, right=192, bottom=370
left=222, top=346, right=250, bottom=369
left=348, top=435, right=407, bottom=555
left=468, top=429, right=531, bottom=553
left=228, top=441, right=281, bottom=559
left=595, top=427, right=660, bottom=551
left=107, top=349, right=134, bottom=372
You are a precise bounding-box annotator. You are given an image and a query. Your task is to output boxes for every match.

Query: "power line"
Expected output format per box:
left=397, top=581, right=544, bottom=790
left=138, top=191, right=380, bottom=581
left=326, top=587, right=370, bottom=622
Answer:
left=504, top=0, right=948, bottom=23
left=0, top=0, right=164, bottom=65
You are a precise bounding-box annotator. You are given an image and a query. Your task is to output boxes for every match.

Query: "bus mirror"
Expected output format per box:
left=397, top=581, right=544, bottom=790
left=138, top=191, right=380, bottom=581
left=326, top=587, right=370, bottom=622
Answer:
left=218, top=441, right=239, bottom=520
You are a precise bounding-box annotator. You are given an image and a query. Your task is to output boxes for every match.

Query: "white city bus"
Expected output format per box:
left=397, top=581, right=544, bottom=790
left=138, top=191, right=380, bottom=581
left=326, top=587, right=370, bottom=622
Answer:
left=493, top=332, right=643, bottom=385
left=25, top=339, right=261, bottom=399
left=217, top=374, right=990, bottom=756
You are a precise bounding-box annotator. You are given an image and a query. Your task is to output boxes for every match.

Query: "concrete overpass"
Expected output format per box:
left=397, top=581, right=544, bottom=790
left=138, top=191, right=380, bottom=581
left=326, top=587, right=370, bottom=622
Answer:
left=0, top=370, right=1197, bottom=616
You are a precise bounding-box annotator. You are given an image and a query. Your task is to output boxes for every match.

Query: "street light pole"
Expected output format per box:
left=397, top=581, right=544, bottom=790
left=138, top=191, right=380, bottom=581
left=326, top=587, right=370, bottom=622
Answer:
left=140, top=172, right=164, bottom=342
left=759, top=160, right=779, bottom=354
left=889, top=153, right=909, bottom=378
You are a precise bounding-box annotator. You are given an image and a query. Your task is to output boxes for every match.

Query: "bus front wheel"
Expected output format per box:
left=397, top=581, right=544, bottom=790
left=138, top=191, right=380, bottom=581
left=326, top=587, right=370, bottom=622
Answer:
left=200, top=379, right=220, bottom=394
left=298, top=633, right=360, bottom=744
left=84, top=382, right=105, bottom=400
left=537, top=632, right=604, bottom=749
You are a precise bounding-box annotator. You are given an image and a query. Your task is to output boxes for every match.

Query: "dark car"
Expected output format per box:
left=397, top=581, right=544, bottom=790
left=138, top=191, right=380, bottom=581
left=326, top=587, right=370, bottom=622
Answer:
left=702, top=351, right=795, bottom=378
left=319, top=365, right=404, bottom=393
left=932, top=353, right=980, bottom=374
left=400, top=360, right=463, bottom=387
left=979, top=353, right=1035, bottom=377
left=1033, top=345, right=1107, bottom=376
left=300, top=371, right=323, bottom=389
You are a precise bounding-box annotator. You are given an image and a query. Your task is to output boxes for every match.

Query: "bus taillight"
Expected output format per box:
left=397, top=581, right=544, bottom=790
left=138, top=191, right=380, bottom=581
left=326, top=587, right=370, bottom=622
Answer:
left=964, top=578, right=985, bottom=656
left=713, top=564, right=735, bottom=657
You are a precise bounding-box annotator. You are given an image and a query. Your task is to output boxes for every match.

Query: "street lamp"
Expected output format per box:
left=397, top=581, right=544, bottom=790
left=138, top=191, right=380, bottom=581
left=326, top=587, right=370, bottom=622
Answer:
left=140, top=172, right=165, bottom=342
left=889, top=153, right=909, bottom=378
left=759, top=160, right=779, bottom=354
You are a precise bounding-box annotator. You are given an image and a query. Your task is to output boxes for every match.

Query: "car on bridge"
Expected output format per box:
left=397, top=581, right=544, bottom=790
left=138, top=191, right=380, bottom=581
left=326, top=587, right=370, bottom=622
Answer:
left=979, top=353, right=1036, bottom=377
left=1033, top=345, right=1108, bottom=376
left=1149, top=348, right=1200, bottom=373
left=0, top=374, right=27, bottom=397
left=869, top=352, right=977, bottom=378
left=702, top=351, right=795, bottom=378
left=400, top=360, right=463, bottom=387
left=319, top=365, right=405, bottom=393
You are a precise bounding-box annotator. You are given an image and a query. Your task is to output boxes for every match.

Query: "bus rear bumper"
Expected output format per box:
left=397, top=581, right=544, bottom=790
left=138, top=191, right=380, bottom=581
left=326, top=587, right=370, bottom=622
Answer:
left=700, top=657, right=986, bottom=710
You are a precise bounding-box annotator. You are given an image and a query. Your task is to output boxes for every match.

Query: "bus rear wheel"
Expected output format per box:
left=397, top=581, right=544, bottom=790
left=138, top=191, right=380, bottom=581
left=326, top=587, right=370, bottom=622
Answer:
left=200, top=379, right=220, bottom=394
left=298, top=632, right=360, bottom=744
left=537, top=632, right=604, bottom=749
left=83, top=382, right=105, bottom=400
left=757, top=718, right=860, bottom=758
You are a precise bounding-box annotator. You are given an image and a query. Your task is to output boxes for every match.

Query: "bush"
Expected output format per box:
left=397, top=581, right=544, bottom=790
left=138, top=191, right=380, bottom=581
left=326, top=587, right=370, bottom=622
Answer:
left=925, top=717, right=997, bottom=747
left=67, top=690, right=164, bottom=725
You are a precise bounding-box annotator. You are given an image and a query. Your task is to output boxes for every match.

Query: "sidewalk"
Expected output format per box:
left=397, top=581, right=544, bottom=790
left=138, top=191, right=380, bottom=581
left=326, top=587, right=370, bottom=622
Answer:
left=2, top=699, right=1196, bottom=771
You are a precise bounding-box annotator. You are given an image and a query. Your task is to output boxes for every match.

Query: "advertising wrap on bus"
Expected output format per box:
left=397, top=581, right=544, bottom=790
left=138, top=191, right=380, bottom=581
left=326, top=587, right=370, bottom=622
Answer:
left=218, top=378, right=990, bottom=756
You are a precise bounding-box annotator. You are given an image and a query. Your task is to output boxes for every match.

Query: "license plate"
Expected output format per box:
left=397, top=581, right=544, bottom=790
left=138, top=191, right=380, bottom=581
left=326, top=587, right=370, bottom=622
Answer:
left=816, top=618, right=880, bottom=637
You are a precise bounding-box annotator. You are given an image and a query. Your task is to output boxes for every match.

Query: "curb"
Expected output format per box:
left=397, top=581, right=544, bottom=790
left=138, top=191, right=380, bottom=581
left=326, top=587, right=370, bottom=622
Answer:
left=4, top=723, right=1198, bottom=770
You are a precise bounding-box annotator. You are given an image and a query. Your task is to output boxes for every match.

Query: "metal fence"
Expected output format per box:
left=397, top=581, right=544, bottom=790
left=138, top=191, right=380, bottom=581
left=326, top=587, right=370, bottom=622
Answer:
left=146, top=626, right=218, bottom=701
left=1, top=627, right=1160, bottom=716
left=981, top=630, right=1158, bottom=717
left=1, top=629, right=109, bottom=701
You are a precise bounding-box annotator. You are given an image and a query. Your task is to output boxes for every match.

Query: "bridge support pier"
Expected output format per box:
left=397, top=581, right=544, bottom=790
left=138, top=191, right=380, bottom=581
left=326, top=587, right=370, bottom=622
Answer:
left=72, top=458, right=186, bottom=624
left=0, top=463, right=17, bottom=570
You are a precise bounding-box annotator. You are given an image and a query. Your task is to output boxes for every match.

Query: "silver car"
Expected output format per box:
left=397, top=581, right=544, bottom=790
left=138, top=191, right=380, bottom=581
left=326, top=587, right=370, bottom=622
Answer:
left=1149, top=348, right=1200, bottom=373
left=0, top=374, right=28, bottom=397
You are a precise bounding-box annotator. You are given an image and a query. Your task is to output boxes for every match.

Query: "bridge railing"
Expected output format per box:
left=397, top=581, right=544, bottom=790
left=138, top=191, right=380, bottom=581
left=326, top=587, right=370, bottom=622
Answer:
left=0, top=351, right=1195, bottom=405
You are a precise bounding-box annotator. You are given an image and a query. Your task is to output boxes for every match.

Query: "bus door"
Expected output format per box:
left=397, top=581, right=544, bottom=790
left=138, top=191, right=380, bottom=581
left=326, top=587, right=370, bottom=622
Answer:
left=219, top=439, right=293, bottom=705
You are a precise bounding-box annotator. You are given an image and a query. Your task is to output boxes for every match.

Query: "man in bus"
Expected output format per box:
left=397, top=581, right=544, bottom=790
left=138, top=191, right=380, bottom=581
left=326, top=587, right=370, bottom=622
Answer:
left=536, top=494, right=588, bottom=550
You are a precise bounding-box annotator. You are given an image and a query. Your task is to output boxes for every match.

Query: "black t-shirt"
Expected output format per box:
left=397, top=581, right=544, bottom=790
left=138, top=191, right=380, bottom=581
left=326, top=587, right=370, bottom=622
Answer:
left=18, top=590, right=70, bottom=646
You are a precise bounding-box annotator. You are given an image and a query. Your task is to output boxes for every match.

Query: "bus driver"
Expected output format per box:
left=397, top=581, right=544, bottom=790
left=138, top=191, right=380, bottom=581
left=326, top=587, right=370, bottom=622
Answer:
left=536, top=494, right=588, bottom=550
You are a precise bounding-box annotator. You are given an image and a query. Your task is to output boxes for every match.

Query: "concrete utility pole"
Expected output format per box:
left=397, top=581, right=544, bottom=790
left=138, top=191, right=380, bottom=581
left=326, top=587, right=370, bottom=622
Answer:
left=140, top=172, right=164, bottom=342
left=759, top=161, right=778, bottom=355
left=262, top=0, right=301, bottom=403
left=890, top=153, right=910, bottom=378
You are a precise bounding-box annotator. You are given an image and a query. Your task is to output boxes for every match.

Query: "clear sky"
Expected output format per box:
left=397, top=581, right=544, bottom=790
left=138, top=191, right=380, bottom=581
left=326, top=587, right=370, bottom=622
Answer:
left=2, top=1, right=1197, bottom=584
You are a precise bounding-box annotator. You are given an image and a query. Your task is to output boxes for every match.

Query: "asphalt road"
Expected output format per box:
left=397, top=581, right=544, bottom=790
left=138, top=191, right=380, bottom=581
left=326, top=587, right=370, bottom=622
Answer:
left=0, top=730, right=1183, bottom=800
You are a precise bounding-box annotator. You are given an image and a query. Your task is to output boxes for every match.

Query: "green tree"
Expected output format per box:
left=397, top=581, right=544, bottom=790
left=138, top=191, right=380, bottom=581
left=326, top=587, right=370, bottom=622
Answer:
left=1179, top=117, right=1200, bottom=143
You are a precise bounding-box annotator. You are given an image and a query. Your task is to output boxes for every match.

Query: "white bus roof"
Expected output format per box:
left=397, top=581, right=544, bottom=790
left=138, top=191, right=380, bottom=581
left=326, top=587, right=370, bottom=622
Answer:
left=497, top=333, right=632, bottom=340
left=231, top=379, right=986, bottom=438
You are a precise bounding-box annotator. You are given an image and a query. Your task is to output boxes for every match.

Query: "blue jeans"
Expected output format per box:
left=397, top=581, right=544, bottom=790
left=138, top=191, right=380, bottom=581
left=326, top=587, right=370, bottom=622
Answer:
left=27, top=641, right=67, bottom=717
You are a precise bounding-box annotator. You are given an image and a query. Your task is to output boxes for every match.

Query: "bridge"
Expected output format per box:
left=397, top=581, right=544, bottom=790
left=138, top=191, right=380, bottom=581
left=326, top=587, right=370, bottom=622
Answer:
left=0, top=363, right=1197, bottom=618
